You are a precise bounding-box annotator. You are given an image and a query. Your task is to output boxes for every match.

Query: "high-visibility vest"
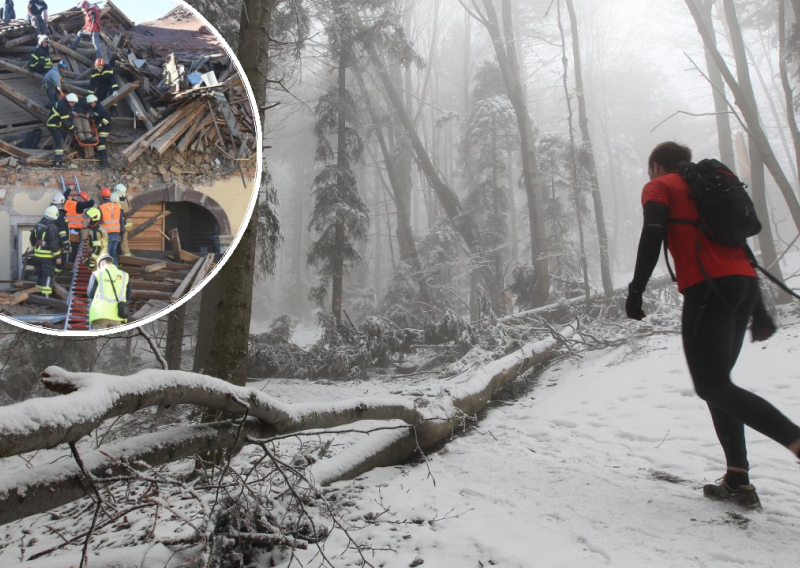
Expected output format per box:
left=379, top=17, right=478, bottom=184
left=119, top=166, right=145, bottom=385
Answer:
left=64, top=199, right=84, bottom=229
left=89, top=265, right=129, bottom=323
left=100, top=202, right=121, bottom=233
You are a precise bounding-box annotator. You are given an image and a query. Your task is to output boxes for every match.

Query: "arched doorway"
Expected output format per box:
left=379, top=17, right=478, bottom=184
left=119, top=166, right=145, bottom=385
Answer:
left=165, top=201, right=220, bottom=253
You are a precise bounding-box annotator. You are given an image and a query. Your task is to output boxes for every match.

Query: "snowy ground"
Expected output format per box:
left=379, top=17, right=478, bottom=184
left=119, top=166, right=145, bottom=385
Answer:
left=3, top=286, right=800, bottom=566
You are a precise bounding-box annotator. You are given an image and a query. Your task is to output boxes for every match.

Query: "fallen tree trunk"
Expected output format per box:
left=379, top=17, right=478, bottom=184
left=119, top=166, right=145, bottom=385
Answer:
left=0, top=329, right=572, bottom=526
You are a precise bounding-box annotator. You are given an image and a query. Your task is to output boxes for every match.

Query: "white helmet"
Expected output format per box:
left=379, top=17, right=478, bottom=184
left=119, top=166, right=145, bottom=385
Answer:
left=44, top=205, right=59, bottom=220
left=113, top=183, right=127, bottom=197
left=86, top=94, right=98, bottom=104
left=66, top=93, right=79, bottom=103
left=51, top=193, right=66, bottom=206
left=110, top=193, right=120, bottom=203
left=95, top=254, right=114, bottom=267
left=37, top=35, right=49, bottom=46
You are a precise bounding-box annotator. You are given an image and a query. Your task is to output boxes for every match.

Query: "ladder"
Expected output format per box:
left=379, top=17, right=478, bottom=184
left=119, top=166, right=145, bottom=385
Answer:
left=64, top=239, right=93, bottom=331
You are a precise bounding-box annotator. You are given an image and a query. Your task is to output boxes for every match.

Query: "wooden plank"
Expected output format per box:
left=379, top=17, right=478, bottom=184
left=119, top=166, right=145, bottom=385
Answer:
left=0, top=80, right=49, bottom=122
left=130, top=299, right=168, bottom=321
left=188, top=253, right=214, bottom=291
left=143, top=261, right=166, bottom=273
left=99, top=81, right=139, bottom=109
left=119, top=255, right=189, bottom=272
left=0, top=58, right=88, bottom=95
left=52, top=281, right=69, bottom=300
left=118, top=77, right=154, bottom=130
left=9, top=291, right=30, bottom=306
left=0, top=139, right=31, bottom=159
left=131, top=281, right=178, bottom=293
left=50, top=40, right=93, bottom=66
left=150, top=105, right=205, bottom=155
left=169, top=228, right=182, bottom=264
left=25, top=295, right=68, bottom=309
left=5, top=34, right=36, bottom=48
left=170, top=256, right=205, bottom=302
left=127, top=210, right=170, bottom=239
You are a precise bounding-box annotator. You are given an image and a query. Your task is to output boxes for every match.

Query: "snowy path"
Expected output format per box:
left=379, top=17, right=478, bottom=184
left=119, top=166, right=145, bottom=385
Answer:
left=266, top=326, right=800, bottom=567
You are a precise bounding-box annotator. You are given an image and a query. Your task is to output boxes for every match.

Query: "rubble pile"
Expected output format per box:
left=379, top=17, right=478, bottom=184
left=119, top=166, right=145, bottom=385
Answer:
left=0, top=2, right=255, bottom=171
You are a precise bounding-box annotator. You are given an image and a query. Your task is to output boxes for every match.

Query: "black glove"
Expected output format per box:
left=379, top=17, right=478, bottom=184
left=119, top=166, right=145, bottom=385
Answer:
left=625, top=284, right=646, bottom=320
left=751, top=302, right=777, bottom=342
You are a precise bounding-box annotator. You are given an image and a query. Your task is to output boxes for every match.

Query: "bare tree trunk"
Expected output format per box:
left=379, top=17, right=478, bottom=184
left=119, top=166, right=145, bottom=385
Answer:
left=332, top=46, right=348, bottom=324
left=719, top=0, right=789, bottom=301
left=507, top=146, right=519, bottom=262
left=779, top=0, right=800, bottom=190
left=565, top=0, right=612, bottom=298
left=476, top=0, right=549, bottom=306
left=700, top=0, right=736, bottom=167
left=165, top=304, right=186, bottom=370
left=685, top=0, right=800, bottom=232
left=557, top=0, right=590, bottom=303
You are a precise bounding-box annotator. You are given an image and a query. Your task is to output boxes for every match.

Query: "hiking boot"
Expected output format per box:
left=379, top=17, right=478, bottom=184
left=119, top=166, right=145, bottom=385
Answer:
left=703, top=476, right=761, bottom=509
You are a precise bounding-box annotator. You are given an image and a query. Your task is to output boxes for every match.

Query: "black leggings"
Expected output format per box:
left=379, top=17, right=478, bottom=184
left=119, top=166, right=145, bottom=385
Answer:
left=682, top=275, right=800, bottom=469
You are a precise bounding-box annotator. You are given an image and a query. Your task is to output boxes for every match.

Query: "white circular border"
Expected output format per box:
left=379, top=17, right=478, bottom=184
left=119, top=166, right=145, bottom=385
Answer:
left=0, top=0, right=263, bottom=337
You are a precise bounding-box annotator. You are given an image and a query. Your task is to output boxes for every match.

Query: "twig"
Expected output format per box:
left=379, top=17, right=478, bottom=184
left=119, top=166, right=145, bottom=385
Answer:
left=138, top=326, right=168, bottom=370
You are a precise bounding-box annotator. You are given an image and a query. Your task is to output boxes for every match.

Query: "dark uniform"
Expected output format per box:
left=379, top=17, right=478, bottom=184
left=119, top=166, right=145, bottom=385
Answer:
left=30, top=216, right=61, bottom=297
left=27, top=0, right=46, bottom=34
left=87, top=99, right=111, bottom=167
left=46, top=99, right=75, bottom=167
left=28, top=43, right=51, bottom=74
left=55, top=206, right=69, bottom=253
left=88, top=64, right=118, bottom=103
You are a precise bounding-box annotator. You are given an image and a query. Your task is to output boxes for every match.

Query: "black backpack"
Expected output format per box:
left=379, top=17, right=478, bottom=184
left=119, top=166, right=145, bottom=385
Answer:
left=672, top=159, right=761, bottom=247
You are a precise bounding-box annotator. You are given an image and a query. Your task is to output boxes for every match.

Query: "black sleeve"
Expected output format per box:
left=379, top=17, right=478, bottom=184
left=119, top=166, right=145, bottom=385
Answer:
left=88, top=276, right=97, bottom=300
left=76, top=200, right=95, bottom=213
left=120, top=210, right=126, bottom=235
left=125, top=278, right=132, bottom=302
left=630, top=201, right=669, bottom=293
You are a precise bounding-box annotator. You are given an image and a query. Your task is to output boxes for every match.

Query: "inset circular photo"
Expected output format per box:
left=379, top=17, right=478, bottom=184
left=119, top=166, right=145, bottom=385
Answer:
left=0, top=0, right=259, bottom=333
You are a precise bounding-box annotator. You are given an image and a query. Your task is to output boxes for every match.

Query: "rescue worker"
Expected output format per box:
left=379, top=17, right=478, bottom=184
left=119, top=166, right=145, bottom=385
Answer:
left=64, top=189, right=94, bottom=262
left=29, top=205, right=62, bottom=297
left=26, top=0, right=46, bottom=35
left=28, top=34, right=51, bottom=74
left=2, top=0, right=16, bottom=25
left=113, top=184, right=132, bottom=256
left=46, top=92, right=79, bottom=168
left=71, top=1, right=102, bottom=61
left=42, top=59, right=67, bottom=107
left=85, top=93, right=111, bottom=167
left=84, top=206, right=108, bottom=270
left=50, top=191, right=69, bottom=254
left=87, top=58, right=118, bottom=106
left=99, top=192, right=124, bottom=265
left=88, top=253, right=131, bottom=330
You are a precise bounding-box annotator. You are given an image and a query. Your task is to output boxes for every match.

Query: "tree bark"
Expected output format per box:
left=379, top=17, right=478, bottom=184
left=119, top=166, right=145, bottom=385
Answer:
left=685, top=0, right=800, bottom=233
left=565, top=0, right=613, bottom=298
left=165, top=303, right=186, bottom=370
left=779, top=0, right=800, bottom=191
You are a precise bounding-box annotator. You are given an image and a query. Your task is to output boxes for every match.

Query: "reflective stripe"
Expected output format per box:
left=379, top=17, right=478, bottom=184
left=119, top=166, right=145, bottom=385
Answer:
left=100, top=203, right=121, bottom=233
left=89, top=266, right=129, bottom=323
left=64, top=200, right=83, bottom=229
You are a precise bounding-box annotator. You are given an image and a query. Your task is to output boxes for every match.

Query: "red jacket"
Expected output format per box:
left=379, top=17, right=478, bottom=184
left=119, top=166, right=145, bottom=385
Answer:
left=83, top=6, right=101, bottom=33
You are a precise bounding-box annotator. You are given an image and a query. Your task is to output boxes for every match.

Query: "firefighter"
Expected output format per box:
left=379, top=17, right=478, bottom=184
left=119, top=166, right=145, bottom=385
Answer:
left=42, top=59, right=67, bottom=107
left=88, top=253, right=131, bottom=330
left=29, top=205, right=62, bottom=297
left=71, top=0, right=102, bottom=61
left=28, top=34, right=52, bottom=75
left=64, top=190, right=94, bottom=262
left=88, top=58, right=118, bottom=109
left=84, top=206, right=108, bottom=270
left=99, top=192, right=124, bottom=266
left=113, top=184, right=132, bottom=256
left=50, top=192, right=69, bottom=254
left=84, top=94, right=111, bottom=168
left=46, top=92, right=79, bottom=168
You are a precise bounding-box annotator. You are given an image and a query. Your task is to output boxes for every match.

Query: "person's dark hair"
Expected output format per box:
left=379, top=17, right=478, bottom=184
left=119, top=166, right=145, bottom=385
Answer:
left=648, top=141, right=692, bottom=172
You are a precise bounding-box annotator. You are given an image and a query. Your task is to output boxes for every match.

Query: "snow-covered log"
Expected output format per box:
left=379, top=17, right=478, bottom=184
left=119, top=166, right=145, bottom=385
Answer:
left=309, top=329, right=574, bottom=485
left=0, top=367, right=418, bottom=458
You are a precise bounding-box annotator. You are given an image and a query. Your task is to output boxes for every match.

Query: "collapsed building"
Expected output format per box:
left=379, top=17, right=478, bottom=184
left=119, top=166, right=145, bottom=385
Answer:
left=0, top=3, right=257, bottom=329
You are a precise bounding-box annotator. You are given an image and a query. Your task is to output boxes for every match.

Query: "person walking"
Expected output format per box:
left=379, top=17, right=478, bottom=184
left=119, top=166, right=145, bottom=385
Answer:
left=26, top=0, right=46, bottom=34
left=113, top=184, right=132, bottom=256
left=46, top=92, right=79, bottom=168
left=88, top=254, right=131, bottom=330
left=625, top=141, right=800, bottom=509
left=41, top=59, right=67, bottom=106
left=71, top=1, right=102, bottom=61
left=99, top=191, right=124, bottom=265
left=29, top=205, right=62, bottom=297
left=28, top=34, right=51, bottom=74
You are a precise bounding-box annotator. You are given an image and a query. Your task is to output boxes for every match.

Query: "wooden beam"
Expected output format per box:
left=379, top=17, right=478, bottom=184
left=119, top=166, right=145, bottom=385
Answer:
left=50, top=40, right=93, bottom=66
left=127, top=210, right=170, bottom=239
left=143, top=261, right=166, bottom=273
left=169, top=257, right=205, bottom=302
left=25, top=295, right=68, bottom=310
left=130, top=281, right=178, bottom=293
left=0, top=58, right=87, bottom=95
left=5, top=34, right=36, bottom=48
left=99, top=81, right=138, bottom=109
left=169, top=228, right=182, bottom=264
left=52, top=281, right=69, bottom=301
left=0, top=140, right=31, bottom=159
left=119, top=255, right=188, bottom=272
left=117, top=77, right=153, bottom=130
left=0, top=80, right=49, bottom=122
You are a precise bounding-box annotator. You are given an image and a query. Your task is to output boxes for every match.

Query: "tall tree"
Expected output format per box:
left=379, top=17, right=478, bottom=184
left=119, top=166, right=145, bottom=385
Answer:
left=307, top=1, right=370, bottom=324
left=564, top=0, right=613, bottom=298
left=464, top=0, right=550, bottom=307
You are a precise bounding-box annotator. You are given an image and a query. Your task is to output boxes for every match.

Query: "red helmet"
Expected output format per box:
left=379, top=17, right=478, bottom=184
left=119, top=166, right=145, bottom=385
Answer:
left=94, top=58, right=104, bottom=68
left=81, top=1, right=90, bottom=9
left=76, top=190, right=89, bottom=202
left=100, top=187, right=111, bottom=199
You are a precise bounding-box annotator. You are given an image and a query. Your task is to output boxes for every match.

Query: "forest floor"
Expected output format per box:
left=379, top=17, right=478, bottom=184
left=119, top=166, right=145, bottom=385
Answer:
left=2, top=256, right=800, bottom=567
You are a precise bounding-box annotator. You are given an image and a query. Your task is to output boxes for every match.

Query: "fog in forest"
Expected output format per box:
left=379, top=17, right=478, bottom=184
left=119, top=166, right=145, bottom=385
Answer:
left=253, top=0, right=797, bottom=328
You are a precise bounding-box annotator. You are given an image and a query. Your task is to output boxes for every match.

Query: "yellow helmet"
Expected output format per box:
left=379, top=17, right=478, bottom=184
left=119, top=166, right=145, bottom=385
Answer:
left=85, top=207, right=101, bottom=223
